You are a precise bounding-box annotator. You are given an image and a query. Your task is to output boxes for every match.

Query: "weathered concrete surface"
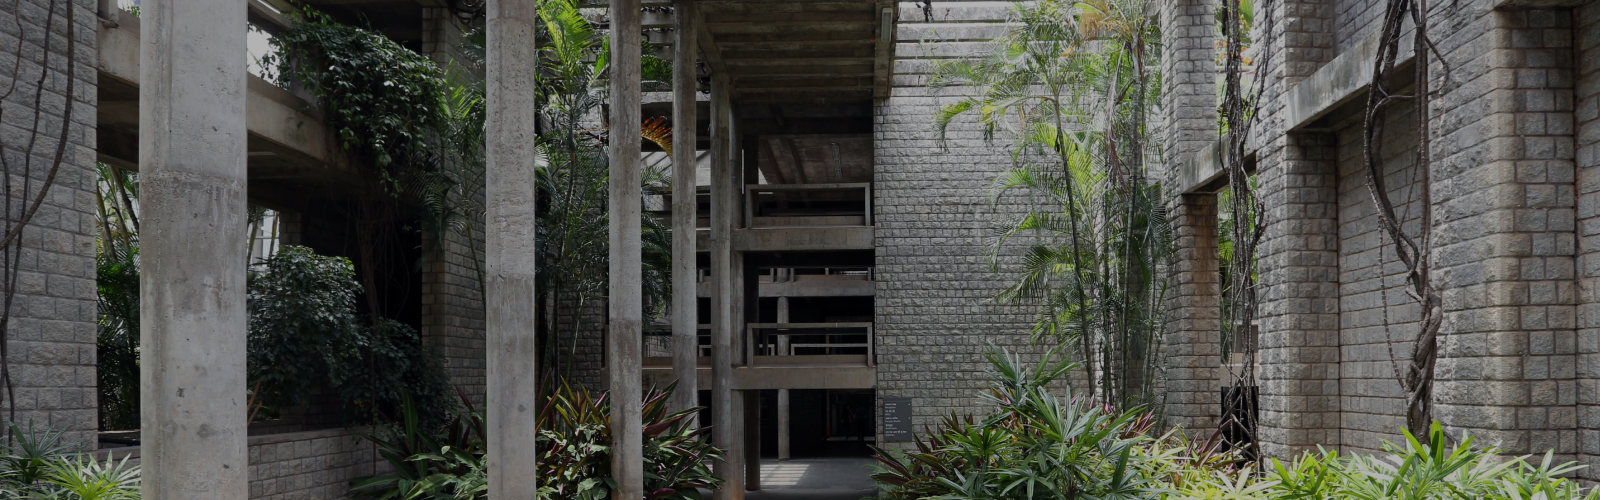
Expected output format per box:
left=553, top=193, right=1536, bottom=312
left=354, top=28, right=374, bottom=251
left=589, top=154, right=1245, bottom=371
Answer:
left=709, top=74, right=746, bottom=500
left=697, top=279, right=876, bottom=298
left=138, top=0, right=250, bottom=497
left=1282, top=22, right=1414, bottom=133
left=670, top=0, right=702, bottom=417
left=97, top=13, right=343, bottom=172
left=484, top=0, right=541, bottom=497
left=609, top=0, right=646, bottom=494
left=695, top=226, right=875, bottom=252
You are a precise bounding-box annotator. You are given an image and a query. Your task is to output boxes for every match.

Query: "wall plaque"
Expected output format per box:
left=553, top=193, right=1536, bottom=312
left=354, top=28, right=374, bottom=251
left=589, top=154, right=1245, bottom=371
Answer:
left=883, top=397, right=914, bottom=442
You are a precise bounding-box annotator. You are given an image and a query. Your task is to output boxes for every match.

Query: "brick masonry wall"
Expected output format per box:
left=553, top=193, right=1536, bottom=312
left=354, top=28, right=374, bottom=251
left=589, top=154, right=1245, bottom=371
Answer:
left=1333, top=101, right=1419, bottom=455
left=0, top=0, right=98, bottom=447
left=1250, top=0, right=1341, bottom=458
left=875, top=0, right=1050, bottom=449
left=1160, top=0, right=1224, bottom=435
left=99, top=428, right=393, bottom=500
left=1577, top=0, right=1600, bottom=481
left=1334, top=0, right=1387, bottom=55
left=1425, top=5, right=1578, bottom=458
left=422, top=225, right=487, bottom=403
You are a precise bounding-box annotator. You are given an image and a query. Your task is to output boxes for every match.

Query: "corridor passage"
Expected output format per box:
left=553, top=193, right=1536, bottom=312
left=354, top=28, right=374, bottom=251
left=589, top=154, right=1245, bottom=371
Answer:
left=749, top=458, right=877, bottom=500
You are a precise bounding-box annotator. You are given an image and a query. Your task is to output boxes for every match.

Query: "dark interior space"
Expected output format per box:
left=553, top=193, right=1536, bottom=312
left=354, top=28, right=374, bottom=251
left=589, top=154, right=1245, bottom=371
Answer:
left=762, top=389, right=875, bottom=458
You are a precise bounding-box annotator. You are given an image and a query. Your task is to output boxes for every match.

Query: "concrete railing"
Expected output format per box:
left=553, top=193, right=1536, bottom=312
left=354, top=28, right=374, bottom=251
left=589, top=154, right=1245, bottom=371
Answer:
left=746, top=322, right=874, bottom=366
left=744, top=183, right=873, bottom=228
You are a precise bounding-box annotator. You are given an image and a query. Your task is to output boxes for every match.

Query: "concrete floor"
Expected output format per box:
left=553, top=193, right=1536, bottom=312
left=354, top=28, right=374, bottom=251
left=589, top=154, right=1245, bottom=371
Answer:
left=731, top=457, right=881, bottom=500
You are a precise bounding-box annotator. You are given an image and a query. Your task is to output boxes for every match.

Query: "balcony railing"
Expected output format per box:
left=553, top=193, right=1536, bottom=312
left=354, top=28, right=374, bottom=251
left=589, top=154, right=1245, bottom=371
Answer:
left=744, top=183, right=872, bottom=228
left=641, top=322, right=876, bottom=367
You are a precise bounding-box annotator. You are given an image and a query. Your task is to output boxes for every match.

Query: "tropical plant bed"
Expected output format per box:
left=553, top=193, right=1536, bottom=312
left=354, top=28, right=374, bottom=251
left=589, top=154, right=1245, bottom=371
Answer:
left=872, top=347, right=1600, bottom=500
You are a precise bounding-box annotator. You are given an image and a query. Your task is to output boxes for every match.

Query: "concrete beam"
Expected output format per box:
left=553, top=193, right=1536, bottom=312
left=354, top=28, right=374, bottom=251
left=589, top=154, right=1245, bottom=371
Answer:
left=1283, top=22, right=1414, bottom=133
left=139, top=0, right=250, bottom=497
left=694, top=226, right=876, bottom=252
left=696, top=278, right=875, bottom=298
left=484, top=0, right=542, bottom=497
left=99, top=14, right=345, bottom=172
left=638, top=361, right=878, bottom=390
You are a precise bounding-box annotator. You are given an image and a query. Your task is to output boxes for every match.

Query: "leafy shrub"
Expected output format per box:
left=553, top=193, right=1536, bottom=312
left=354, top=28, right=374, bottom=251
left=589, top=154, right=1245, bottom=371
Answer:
left=350, top=381, right=721, bottom=500
left=248, top=245, right=453, bottom=425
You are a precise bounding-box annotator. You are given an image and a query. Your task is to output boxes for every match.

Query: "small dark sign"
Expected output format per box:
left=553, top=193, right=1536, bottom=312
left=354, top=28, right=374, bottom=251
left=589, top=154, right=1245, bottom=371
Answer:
left=883, top=397, right=914, bottom=442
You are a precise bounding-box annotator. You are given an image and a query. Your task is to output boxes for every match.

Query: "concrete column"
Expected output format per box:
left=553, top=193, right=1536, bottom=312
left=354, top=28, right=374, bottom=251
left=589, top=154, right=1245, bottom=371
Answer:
left=777, top=389, right=790, bottom=461
left=744, top=390, right=762, bottom=491
left=669, top=0, right=700, bottom=416
left=139, top=0, right=249, bottom=498
left=709, top=73, right=745, bottom=500
left=775, top=296, right=790, bottom=460
left=609, top=0, right=645, bottom=495
left=484, top=1, right=541, bottom=497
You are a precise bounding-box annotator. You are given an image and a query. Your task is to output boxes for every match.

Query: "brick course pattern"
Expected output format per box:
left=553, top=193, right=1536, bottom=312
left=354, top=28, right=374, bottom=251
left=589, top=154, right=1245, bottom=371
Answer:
left=0, top=0, right=98, bottom=448
left=876, top=1, right=1054, bottom=448
left=99, top=428, right=392, bottom=500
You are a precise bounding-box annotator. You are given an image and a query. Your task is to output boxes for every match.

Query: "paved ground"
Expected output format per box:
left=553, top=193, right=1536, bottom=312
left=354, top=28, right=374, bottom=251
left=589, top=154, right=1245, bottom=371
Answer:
left=705, top=457, right=879, bottom=500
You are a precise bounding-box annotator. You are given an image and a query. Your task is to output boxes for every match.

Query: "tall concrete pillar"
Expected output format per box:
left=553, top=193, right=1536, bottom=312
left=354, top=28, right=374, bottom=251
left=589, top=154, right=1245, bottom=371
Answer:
left=669, top=0, right=701, bottom=416
left=775, top=295, right=791, bottom=460
left=609, top=0, right=645, bottom=495
left=709, top=74, right=745, bottom=499
left=484, top=0, right=541, bottom=497
left=139, top=0, right=249, bottom=498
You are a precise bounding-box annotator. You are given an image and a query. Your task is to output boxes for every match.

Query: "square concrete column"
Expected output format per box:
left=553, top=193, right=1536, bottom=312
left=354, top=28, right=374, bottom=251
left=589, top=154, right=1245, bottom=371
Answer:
left=669, top=0, right=701, bottom=416
left=709, top=73, right=745, bottom=499
left=609, top=0, right=646, bottom=495
left=485, top=0, right=541, bottom=497
left=775, top=296, right=790, bottom=460
left=139, top=0, right=249, bottom=498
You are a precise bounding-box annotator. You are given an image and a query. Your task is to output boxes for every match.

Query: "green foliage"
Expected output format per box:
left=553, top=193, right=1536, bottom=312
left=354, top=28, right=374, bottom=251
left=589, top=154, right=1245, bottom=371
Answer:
left=248, top=245, right=453, bottom=425
left=350, top=392, right=486, bottom=499
left=871, top=346, right=1232, bottom=500
left=535, top=0, right=674, bottom=378
left=0, top=422, right=140, bottom=499
left=350, top=381, right=721, bottom=500
left=265, top=12, right=446, bottom=172
left=932, top=0, right=1168, bottom=412
left=94, top=164, right=140, bottom=431
left=873, top=349, right=1600, bottom=500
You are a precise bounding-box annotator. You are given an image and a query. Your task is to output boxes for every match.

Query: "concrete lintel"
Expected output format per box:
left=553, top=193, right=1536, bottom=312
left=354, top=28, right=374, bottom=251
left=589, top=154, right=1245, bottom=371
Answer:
left=696, top=279, right=875, bottom=298
left=737, top=226, right=874, bottom=251
left=1283, top=21, right=1414, bottom=132
left=639, top=363, right=876, bottom=390
left=1176, top=138, right=1224, bottom=194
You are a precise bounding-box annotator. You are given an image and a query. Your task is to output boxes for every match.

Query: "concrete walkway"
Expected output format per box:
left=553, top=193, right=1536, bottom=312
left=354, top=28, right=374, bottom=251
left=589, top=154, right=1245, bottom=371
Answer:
left=746, top=457, right=878, bottom=500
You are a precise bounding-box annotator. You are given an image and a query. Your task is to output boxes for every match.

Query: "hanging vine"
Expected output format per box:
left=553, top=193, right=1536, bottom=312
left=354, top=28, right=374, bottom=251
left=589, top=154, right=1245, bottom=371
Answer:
left=0, top=0, right=78, bottom=429
left=1216, top=0, right=1273, bottom=463
left=1362, top=0, right=1448, bottom=441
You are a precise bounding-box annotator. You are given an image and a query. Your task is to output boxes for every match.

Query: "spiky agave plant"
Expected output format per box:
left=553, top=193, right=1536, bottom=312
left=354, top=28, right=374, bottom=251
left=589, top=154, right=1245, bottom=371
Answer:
left=929, top=0, right=1168, bottom=412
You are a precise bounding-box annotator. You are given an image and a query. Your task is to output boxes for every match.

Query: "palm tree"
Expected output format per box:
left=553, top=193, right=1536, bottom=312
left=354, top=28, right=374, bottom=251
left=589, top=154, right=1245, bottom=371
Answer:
left=930, top=0, right=1167, bottom=411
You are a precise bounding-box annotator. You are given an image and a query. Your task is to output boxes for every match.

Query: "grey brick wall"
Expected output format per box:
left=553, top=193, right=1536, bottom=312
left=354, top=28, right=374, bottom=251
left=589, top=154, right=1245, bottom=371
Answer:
left=875, top=0, right=1047, bottom=448
left=100, top=428, right=392, bottom=500
left=1333, top=100, right=1419, bottom=455
left=0, top=0, right=98, bottom=447
left=422, top=225, right=487, bottom=402
left=1160, top=0, right=1224, bottom=435
left=1576, top=0, right=1600, bottom=481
